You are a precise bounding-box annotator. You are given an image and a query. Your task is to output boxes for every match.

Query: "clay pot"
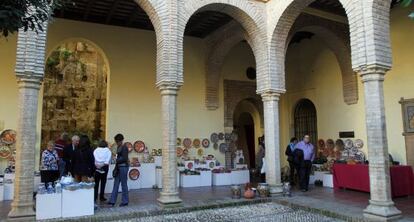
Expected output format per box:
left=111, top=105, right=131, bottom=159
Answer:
left=257, top=183, right=270, bottom=198
left=244, top=189, right=255, bottom=199
left=231, top=185, right=241, bottom=199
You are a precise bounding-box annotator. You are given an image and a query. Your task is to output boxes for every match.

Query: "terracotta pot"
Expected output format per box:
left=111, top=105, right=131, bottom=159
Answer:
left=257, top=183, right=269, bottom=198
left=231, top=185, right=241, bottom=199
left=244, top=189, right=255, bottom=199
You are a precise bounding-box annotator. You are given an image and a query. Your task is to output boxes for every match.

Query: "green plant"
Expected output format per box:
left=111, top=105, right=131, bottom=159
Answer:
left=401, top=0, right=414, bottom=19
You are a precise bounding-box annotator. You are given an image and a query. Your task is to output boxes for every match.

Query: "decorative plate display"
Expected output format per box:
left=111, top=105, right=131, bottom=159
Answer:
left=354, top=151, right=365, bottom=162
left=351, top=147, right=359, bottom=154
left=129, top=169, right=140, bottom=180
left=218, top=133, right=224, bottom=140
left=0, top=130, right=16, bottom=145
left=225, top=133, right=231, bottom=140
left=326, top=139, right=335, bottom=149
left=354, top=139, right=364, bottom=149
left=231, top=132, right=238, bottom=142
left=193, top=139, right=201, bottom=148
left=219, top=143, right=227, bottom=153
left=125, top=142, right=133, bottom=152
left=197, top=148, right=204, bottom=156
left=335, top=139, right=345, bottom=151
left=183, top=148, right=189, bottom=156
left=176, top=147, right=183, bottom=157
left=183, top=138, right=192, bottom=149
left=201, top=139, right=210, bottom=148
left=0, top=145, right=11, bottom=159
left=317, top=139, right=325, bottom=149
left=186, top=162, right=193, bottom=169
left=133, top=140, right=146, bottom=153
left=210, top=133, right=219, bottom=143
left=177, top=138, right=182, bottom=146
left=209, top=161, right=215, bottom=169
left=213, top=143, right=219, bottom=150
left=344, top=139, right=353, bottom=149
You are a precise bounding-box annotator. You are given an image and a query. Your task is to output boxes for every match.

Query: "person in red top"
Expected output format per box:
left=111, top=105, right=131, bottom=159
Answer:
left=55, top=132, right=70, bottom=178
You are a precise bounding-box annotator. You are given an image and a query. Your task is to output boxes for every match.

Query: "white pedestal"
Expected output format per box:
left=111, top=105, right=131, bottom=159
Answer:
left=4, top=173, right=15, bottom=180
left=0, top=185, right=3, bottom=201
left=323, top=174, right=334, bottom=188
left=180, top=174, right=201, bottom=188
left=230, top=170, right=250, bottom=185
left=154, top=156, right=162, bottom=167
left=139, top=163, right=156, bottom=188
left=212, top=173, right=232, bottom=186
left=235, top=164, right=248, bottom=169
left=62, top=188, right=94, bottom=218
left=199, top=171, right=212, bottom=187
left=127, top=167, right=141, bottom=190
left=309, top=175, right=316, bottom=185
left=36, top=193, right=62, bottom=220
left=156, top=169, right=179, bottom=188
left=3, top=182, right=14, bottom=200
left=314, top=171, right=329, bottom=181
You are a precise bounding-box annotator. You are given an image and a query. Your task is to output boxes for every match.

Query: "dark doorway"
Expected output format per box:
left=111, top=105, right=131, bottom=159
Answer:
left=236, top=112, right=255, bottom=169
left=294, top=99, right=317, bottom=145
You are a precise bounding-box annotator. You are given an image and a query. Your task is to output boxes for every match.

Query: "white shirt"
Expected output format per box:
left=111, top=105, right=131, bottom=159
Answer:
left=93, top=147, right=112, bottom=166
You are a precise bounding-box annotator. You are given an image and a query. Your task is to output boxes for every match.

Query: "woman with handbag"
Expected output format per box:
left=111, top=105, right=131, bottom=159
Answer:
left=108, top=134, right=129, bottom=207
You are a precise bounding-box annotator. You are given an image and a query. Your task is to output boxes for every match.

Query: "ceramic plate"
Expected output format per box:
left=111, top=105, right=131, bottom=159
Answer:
left=183, top=138, right=192, bottom=149
left=186, top=162, right=193, bottom=169
left=317, top=139, right=325, bottom=148
left=193, top=139, right=201, bottom=148
left=231, top=132, right=238, bottom=142
left=209, top=161, right=215, bottom=169
left=0, top=145, right=11, bottom=159
left=354, top=151, right=365, bottom=162
left=344, top=139, right=353, bottom=149
left=176, top=147, right=183, bottom=157
left=335, top=139, right=345, bottom=150
left=210, top=133, right=219, bottom=143
left=129, top=169, right=140, bottom=180
left=225, top=133, right=231, bottom=140
left=177, top=138, right=182, bottom=146
left=326, top=139, right=335, bottom=149
left=354, top=139, right=364, bottom=149
left=219, top=143, right=227, bottom=153
left=202, top=139, right=210, bottom=148
left=0, top=130, right=16, bottom=145
left=197, top=148, right=204, bottom=156
left=218, top=133, right=224, bottom=140
left=183, top=148, right=189, bottom=155
left=213, top=143, right=219, bottom=150
left=133, top=140, right=145, bottom=153
left=125, top=142, right=133, bottom=152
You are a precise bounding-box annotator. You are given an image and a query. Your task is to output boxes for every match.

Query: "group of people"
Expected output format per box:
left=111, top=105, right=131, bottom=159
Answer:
left=285, top=135, right=315, bottom=192
left=40, top=133, right=130, bottom=207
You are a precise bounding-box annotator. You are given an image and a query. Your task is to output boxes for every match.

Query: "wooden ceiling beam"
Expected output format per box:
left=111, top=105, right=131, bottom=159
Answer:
left=106, top=0, right=121, bottom=24
left=83, top=0, right=96, bottom=20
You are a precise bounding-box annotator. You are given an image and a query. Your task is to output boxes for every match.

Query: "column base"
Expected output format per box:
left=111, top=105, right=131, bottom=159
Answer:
left=7, top=205, right=35, bottom=221
left=363, top=200, right=402, bottom=221
left=269, top=184, right=283, bottom=197
left=158, top=191, right=182, bottom=208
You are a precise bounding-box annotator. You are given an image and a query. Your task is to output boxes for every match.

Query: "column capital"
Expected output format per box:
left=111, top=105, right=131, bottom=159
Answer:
left=157, top=82, right=181, bottom=95
left=356, top=64, right=389, bottom=83
left=16, top=76, right=43, bottom=90
left=260, top=90, right=281, bottom=102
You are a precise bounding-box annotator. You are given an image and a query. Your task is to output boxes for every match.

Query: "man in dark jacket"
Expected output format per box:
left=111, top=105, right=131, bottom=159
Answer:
left=63, top=135, right=79, bottom=176
left=285, top=137, right=298, bottom=185
left=71, top=135, right=95, bottom=182
left=108, top=134, right=129, bottom=207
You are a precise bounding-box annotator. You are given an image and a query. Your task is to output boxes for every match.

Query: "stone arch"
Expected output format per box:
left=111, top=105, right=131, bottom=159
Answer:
left=180, top=0, right=267, bottom=89
left=287, top=14, right=358, bottom=105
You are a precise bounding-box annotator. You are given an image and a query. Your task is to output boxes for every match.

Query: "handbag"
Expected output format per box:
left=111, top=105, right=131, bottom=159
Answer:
left=112, top=164, right=119, bottom=178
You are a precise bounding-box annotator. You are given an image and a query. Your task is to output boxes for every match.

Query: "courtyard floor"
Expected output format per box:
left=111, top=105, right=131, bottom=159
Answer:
left=0, top=185, right=413, bottom=221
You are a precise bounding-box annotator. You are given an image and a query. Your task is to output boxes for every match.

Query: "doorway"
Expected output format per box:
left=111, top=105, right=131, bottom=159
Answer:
left=294, top=99, right=317, bottom=144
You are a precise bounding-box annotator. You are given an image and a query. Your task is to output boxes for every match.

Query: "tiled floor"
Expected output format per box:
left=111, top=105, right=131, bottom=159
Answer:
left=0, top=186, right=413, bottom=221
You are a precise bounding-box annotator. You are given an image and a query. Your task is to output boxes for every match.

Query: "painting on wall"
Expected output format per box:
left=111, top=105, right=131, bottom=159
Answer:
left=400, top=98, right=414, bottom=133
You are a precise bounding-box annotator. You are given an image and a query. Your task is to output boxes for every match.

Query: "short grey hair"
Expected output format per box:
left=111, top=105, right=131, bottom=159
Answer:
left=72, top=135, right=80, bottom=141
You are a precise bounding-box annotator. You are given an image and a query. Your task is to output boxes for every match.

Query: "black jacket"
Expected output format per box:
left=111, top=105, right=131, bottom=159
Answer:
left=116, top=144, right=129, bottom=167
left=63, top=144, right=76, bottom=175
left=71, top=146, right=95, bottom=177
left=285, top=144, right=295, bottom=162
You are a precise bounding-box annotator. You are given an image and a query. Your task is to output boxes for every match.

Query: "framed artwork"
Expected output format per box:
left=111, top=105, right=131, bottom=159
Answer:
left=400, top=98, right=414, bottom=133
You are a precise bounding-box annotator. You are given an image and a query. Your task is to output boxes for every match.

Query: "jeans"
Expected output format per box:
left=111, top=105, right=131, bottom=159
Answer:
left=58, top=160, right=66, bottom=178
left=109, top=166, right=129, bottom=204
left=299, top=160, right=312, bottom=190
left=94, top=165, right=109, bottom=201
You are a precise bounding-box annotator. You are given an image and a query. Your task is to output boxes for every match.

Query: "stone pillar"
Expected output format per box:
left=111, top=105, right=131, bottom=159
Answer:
left=8, top=77, right=42, bottom=220
left=261, top=91, right=283, bottom=195
left=157, top=84, right=182, bottom=206
left=360, top=65, right=402, bottom=221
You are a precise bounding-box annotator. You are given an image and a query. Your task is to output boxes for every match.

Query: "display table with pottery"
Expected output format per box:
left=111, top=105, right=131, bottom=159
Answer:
left=36, top=193, right=62, bottom=220
left=3, top=179, right=13, bottom=200
left=212, top=172, right=232, bottom=186
left=62, top=188, right=94, bottom=218
left=139, top=163, right=156, bottom=188
left=199, top=171, right=212, bottom=187
left=230, top=170, right=250, bottom=185
left=323, top=174, right=334, bottom=188
left=107, top=163, right=156, bottom=191
left=180, top=174, right=202, bottom=188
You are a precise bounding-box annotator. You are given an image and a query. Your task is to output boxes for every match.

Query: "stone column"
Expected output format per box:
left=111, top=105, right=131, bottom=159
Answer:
left=360, top=65, right=402, bottom=221
left=8, top=77, right=42, bottom=219
left=261, top=91, right=283, bottom=195
left=157, top=84, right=182, bottom=206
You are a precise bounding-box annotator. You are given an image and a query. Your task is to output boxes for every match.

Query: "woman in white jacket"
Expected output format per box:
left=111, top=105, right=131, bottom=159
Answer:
left=93, top=140, right=112, bottom=202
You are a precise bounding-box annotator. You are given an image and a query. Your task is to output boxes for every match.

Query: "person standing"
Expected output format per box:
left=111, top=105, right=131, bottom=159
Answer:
left=55, top=132, right=70, bottom=178
left=63, top=135, right=79, bottom=176
left=295, top=135, right=315, bottom=192
left=93, top=140, right=112, bottom=202
left=285, top=137, right=298, bottom=185
left=108, top=134, right=129, bottom=207
left=71, top=135, right=95, bottom=182
left=40, top=141, right=60, bottom=185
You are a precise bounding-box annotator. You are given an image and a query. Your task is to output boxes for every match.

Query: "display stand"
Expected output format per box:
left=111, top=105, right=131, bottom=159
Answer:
left=36, top=193, right=62, bottom=220
left=127, top=167, right=141, bottom=190
left=3, top=182, right=14, bottom=200
left=212, top=173, right=232, bottom=186
left=230, top=170, right=249, bottom=185
left=154, top=156, right=162, bottom=167
left=139, top=163, right=156, bottom=188
left=0, top=184, right=3, bottom=201
left=180, top=174, right=201, bottom=188
left=199, top=171, right=212, bottom=187
left=323, top=174, right=334, bottom=188
left=62, top=188, right=94, bottom=218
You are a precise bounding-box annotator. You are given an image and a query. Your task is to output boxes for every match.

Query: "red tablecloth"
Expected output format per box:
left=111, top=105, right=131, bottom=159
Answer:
left=332, top=163, right=414, bottom=198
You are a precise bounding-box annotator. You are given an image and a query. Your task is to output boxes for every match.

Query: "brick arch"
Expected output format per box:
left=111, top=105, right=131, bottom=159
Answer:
left=180, top=0, right=267, bottom=88
left=287, top=14, right=358, bottom=105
